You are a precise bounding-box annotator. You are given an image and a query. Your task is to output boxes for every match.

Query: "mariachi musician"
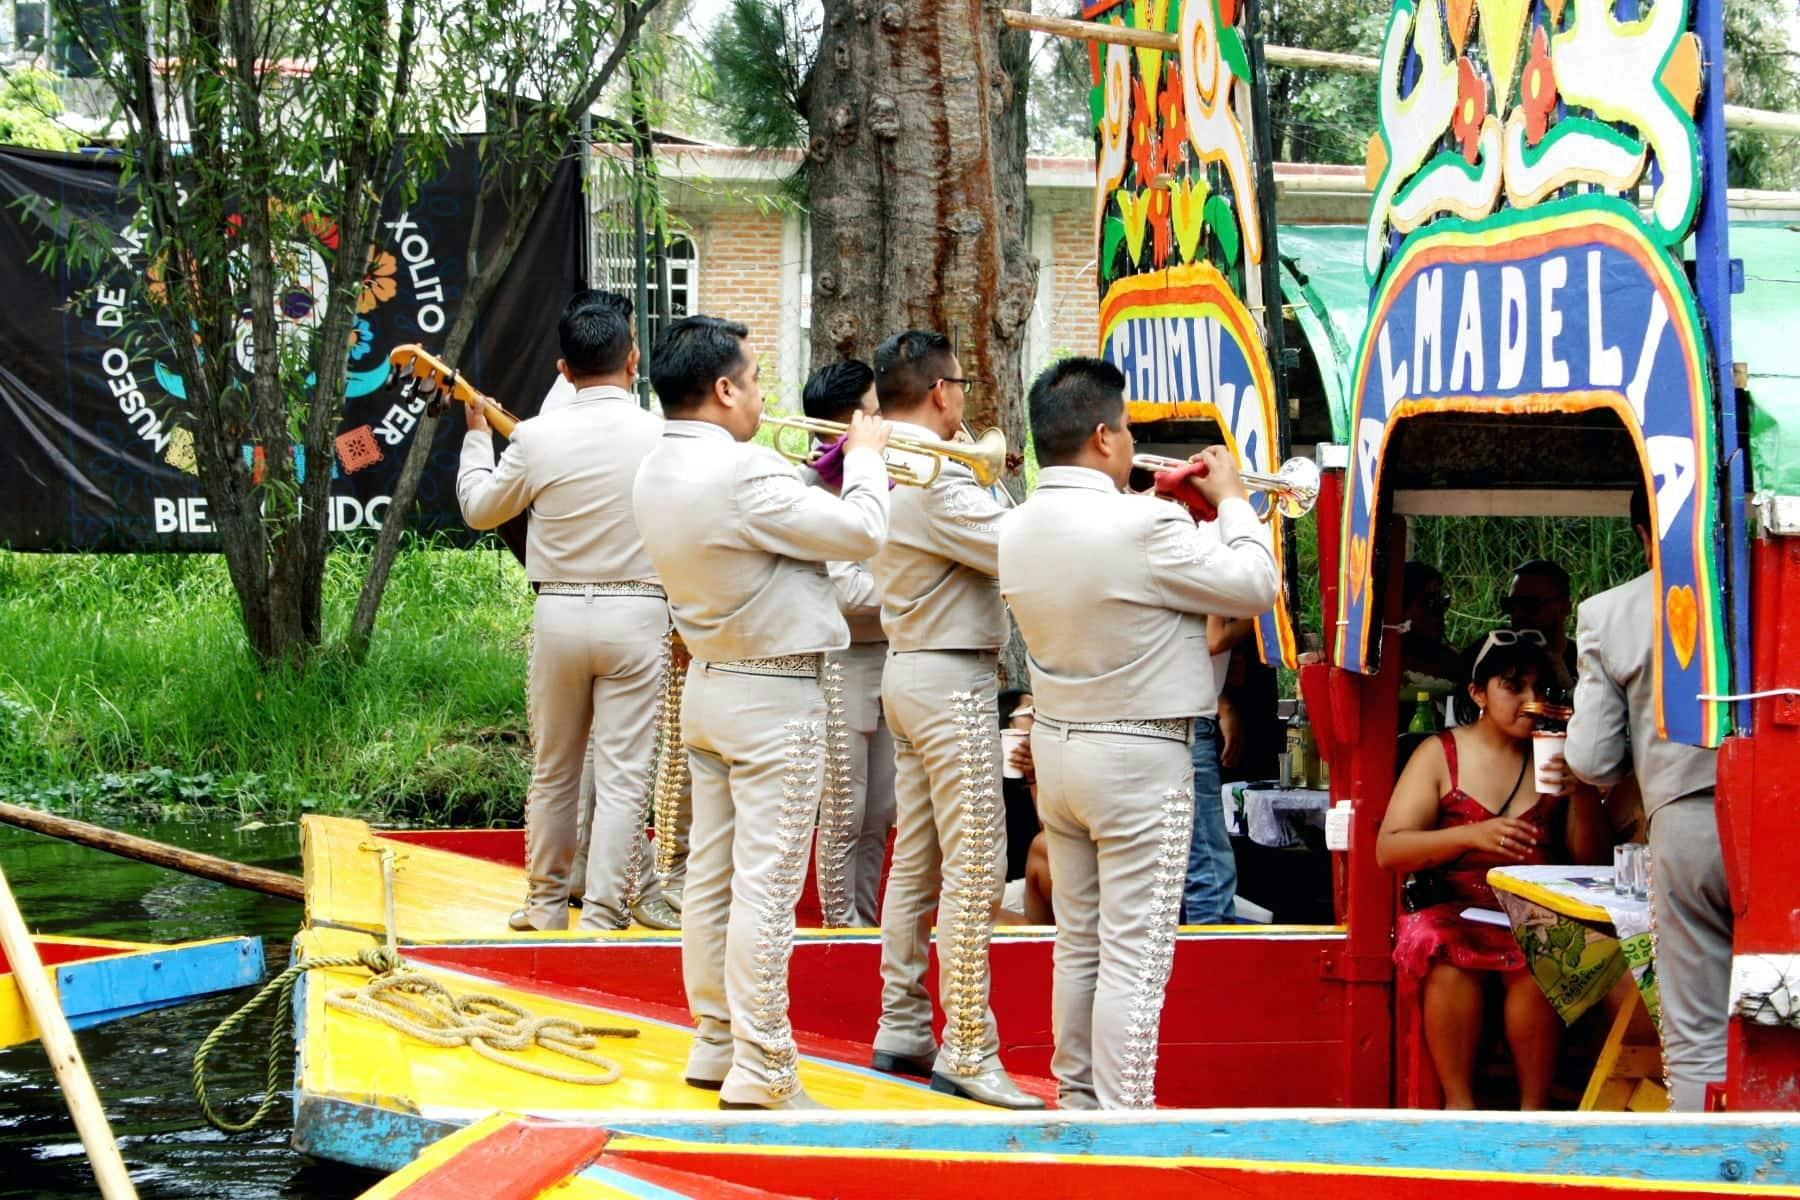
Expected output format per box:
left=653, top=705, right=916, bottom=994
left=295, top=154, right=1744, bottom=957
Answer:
left=796, top=359, right=897, bottom=927
left=998, top=356, right=1277, bottom=1110
left=631, top=314, right=891, bottom=1110
left=456, top=290, right=678, bottom=933
left=864, top=330, right=1042, bottom=1110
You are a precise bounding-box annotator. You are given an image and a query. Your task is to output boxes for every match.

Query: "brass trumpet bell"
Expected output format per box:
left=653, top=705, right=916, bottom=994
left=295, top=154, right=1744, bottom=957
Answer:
left=763, top=415, right=1008, bottom=489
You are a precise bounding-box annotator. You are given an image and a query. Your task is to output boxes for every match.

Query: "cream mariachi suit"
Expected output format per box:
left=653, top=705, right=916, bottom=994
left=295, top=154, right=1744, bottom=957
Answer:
left=868, top=421, right=1017, bottom=1086
left=999, top=468, right=1277, bottom=1108
left=632, top=420, right=889, bottom=1106
left=457, top=384, right=672, bottom=931
left=534, top=376, right=691, bottom=914
left=817, top=560, right=898, bottom=927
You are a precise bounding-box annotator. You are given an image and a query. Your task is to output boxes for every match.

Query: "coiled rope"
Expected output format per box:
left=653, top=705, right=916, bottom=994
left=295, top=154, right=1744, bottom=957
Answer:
left=193, top=846, right=639, bottom=1135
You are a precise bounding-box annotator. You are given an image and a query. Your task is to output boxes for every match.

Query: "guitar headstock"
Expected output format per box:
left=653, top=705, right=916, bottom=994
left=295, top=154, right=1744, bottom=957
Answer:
left=385, top=343, right=481, bottom=418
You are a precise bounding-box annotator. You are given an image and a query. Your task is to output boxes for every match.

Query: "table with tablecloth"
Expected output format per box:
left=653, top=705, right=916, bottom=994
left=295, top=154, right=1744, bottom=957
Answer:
left=1487, top=864, right=1667, bottom=1110
left=1219, top=783, right=1331, bottom=849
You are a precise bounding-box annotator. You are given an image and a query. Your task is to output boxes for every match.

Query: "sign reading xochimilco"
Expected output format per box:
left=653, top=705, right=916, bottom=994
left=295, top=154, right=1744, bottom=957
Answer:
left=1088, top=0, right=1296, bottom=668
left=1335, top=0, right=1730, bottom=747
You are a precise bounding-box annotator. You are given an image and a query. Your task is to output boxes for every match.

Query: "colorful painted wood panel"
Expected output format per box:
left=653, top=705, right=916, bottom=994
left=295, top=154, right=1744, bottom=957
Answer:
left=1336, top=0, right=1729, bottom=747
left=1087, top=0, right=1295, bottom=667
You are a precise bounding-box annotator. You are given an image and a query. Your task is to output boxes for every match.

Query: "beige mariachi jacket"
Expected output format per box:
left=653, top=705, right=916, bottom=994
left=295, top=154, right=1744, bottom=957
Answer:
left=868, top=420, right=1010, bottom=653
left=456, top=384, right=661, bottom=586
left=998, top=465, right=1278, bottom=722
left=631, top=420, right=890, bottom=663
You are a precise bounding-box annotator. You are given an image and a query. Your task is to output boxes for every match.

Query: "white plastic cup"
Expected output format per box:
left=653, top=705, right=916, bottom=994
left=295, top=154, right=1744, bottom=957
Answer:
left=1324, top=800, right=1353, bottom=852
left=1001, top=728, right=1028, bottom=779
left=1532, top=732, right=1567, bottom=793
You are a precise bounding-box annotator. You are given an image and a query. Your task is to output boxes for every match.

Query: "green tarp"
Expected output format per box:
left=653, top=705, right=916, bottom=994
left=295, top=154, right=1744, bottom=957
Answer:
left=1276, top=220, right=1800, bottom=494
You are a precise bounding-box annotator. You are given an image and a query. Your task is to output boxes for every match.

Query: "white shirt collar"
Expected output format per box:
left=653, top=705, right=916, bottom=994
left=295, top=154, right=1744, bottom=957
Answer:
left=665, top=418, right=736, bottom=442
left=1036, top=465, right=1120, bottom=493
left=571, top=384, right=637, bottom=405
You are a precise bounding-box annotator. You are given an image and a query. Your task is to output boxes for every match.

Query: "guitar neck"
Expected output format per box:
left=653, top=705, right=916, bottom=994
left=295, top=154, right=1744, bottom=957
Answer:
left=472, top=395, right=520, bottom=439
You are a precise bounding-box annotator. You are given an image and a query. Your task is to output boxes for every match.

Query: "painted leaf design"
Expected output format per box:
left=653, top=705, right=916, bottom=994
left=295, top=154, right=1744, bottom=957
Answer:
left=1204, top=193, right=1240, bottom=266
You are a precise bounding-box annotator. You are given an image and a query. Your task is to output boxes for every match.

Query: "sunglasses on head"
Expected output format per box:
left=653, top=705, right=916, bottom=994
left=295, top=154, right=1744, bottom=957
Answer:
left=1471, top=628, right=1546, bottom=679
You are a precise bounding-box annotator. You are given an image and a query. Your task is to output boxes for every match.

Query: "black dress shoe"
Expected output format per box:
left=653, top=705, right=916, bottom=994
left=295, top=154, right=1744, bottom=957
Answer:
left=870, top=1049, right=936, bottom=1079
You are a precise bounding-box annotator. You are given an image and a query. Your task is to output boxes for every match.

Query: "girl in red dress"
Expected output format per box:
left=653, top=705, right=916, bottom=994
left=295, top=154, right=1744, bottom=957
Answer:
left=1378, top=632, right=1608, bottom=1109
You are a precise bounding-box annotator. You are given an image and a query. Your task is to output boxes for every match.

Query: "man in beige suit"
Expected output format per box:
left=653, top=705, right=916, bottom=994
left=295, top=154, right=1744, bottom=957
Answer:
left=865, top=331, right=1042, bottom=1110
left=800, top=359, right=897, bottom=928
left=999, top=356, right=1277, bottom=1110
left=458, top=291, right=678, bottom=934
left=632, top=315, right=891, bottom=1110
left=1565, top=484, right=1725, bottom=1111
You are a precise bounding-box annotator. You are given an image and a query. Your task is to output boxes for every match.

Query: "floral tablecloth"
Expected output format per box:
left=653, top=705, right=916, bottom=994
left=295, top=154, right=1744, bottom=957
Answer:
left=1487, top=864, right=1659, bottom=1028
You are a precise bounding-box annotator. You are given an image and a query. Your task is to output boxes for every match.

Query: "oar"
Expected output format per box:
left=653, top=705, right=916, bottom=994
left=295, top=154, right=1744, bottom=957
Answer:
left=0, top=860, right=141, bottom=1198
left=0, top=802, right=303, bottom=901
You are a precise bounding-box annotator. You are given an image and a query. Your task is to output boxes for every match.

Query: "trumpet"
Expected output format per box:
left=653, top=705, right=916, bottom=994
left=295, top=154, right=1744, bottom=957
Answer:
left=1132, top=452, right=1321, bottom=523
left=764, top=414, right=1008, bottom=489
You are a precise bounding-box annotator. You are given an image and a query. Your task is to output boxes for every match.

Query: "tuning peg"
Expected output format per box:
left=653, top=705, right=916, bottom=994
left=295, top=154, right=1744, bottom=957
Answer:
left=415, top=373, right=440, bottom=398
left=444, top=370, right=458, bottom=394
left=384, top=361, right=402, bottom=391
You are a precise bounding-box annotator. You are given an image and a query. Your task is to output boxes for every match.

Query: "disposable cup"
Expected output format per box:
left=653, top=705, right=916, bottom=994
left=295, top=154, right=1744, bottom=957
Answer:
left=1532, top=732, right=1567, bottom=793
left=1001, top=728, right=1028, bottom=779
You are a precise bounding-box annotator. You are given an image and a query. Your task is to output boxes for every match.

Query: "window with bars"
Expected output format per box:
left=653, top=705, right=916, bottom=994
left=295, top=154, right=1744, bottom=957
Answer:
left=592, top=223, right=699, bottom=352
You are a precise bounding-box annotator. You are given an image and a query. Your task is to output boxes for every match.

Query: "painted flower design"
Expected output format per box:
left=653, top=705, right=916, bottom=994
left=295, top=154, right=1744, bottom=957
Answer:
left=1149, top=187, right=1171, bottom=267
left=1130, top=76, right=1157, bottom=183
left=1520, top=25, right=1556, bottom=146
left=303, top=212, right=341, bottom=251
left=347, top=316, right=374, bottom=360
left=1158, top=66, right=1186, bottom=174
left=1452, top=56, right=1488, bottom=165
left=359, top=249, right=398, bottom=314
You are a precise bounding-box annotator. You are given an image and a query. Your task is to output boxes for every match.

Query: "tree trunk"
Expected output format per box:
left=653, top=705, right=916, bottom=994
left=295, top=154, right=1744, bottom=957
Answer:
left=807, top=0, right=1036, bottom=481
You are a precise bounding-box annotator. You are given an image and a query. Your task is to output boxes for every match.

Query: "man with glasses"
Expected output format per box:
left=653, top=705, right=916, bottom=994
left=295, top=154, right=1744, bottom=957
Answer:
left=1401, top=561, right=1462, bottom=685
left=864, top=330, right=1042, bottom=1110
left=1487, top=560, right=1577, bottom=692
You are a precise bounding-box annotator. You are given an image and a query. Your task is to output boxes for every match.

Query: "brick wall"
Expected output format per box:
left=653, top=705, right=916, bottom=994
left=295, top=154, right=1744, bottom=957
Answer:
left=1045, top=205, right=1100, bottom=359
left=685, top=207, right=788, bottom=380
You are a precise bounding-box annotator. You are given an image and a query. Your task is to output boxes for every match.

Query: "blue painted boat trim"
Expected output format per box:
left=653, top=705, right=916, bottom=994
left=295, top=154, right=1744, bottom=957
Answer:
left=574, top=1163, right=704, bottom=1200
left=606, top=1113, right=1798, bottom=1189
left=56, top=937, right=263, bottom=1030
left=292, top=1091, right=460, bottom=1175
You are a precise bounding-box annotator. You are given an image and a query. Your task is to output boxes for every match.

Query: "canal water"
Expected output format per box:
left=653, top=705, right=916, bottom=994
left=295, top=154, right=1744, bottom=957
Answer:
left=0, top=818, right=373, bottom=1199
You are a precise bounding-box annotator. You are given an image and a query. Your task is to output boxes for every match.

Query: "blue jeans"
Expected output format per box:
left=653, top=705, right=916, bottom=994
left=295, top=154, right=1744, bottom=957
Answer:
left=1182, top=717, right=1236, bottom=924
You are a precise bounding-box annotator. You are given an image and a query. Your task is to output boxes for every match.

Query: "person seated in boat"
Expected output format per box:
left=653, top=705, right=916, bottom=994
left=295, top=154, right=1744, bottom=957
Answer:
left=1377, top=632, right=1609, bottom=1109
left=996, top=690, right=1054, bottom=925
left=1401, top=561, right=1462, bottom=687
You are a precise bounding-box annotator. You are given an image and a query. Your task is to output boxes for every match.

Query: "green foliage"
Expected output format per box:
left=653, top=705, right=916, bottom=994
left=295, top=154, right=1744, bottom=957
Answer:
left=1723, top=0, right=1800, bottom=190
left=1265, top=0, right=1385, bottom=164
left=0, top=67, right=81, bottom=151
left=0, top=543, right=532, bottom=823
left=1028, top=31, right=1094, bottom=157
left=703, top=0, right=818, bottom=151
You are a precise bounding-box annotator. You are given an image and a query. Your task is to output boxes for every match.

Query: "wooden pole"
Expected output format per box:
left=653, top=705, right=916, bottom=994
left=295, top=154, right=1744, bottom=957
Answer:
left=0, top=802, right=303, bottom=902
left=0, top=861, right=140, bottom=1199
left=998, top=9, right=1800, bottom=137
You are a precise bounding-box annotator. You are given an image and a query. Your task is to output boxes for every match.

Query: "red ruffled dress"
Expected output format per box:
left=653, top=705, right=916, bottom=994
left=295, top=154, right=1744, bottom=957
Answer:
left=1393, top=732, right=1553, bottom=978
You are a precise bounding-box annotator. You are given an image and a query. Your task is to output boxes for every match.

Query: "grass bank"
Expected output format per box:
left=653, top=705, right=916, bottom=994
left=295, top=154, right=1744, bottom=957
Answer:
left=0, top=542, right=533, bottom=822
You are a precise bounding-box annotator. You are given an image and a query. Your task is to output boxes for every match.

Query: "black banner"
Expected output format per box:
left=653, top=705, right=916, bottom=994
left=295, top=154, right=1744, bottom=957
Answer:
left=0, top=138, right=581, bottom=550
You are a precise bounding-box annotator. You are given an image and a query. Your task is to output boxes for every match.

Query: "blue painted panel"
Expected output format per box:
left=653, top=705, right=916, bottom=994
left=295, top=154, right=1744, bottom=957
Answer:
left=292, top=1094, right=460, bottom=1175
left=609, top=1114, right=1797, bottom=1188
left=574, top=1164, right=704, bottom=1200
left=56, top=937, right=263, bottom=1028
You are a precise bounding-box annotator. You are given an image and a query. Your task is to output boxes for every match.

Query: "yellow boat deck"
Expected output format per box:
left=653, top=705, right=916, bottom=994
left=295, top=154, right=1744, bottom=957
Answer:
left=296, top=925, right=977, bottom=1120
left=305, top=815, right=589, bottom=942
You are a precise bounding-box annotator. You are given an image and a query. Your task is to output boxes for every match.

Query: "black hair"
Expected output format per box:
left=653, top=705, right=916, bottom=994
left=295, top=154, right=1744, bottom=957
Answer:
left=998, top=688, right=1031, bottom=728
left=1403, top=560, right=1443, bottom=603
left=558, top=290, right=634, bottom=377
left=873, top=330, right=956, bottom=412
left=803, top=360, right=876, bottom=423
left=649, top=315, right=752, bottom=413
left=1027, top=356, right=1127, bottom=465
left=1509, top=559, right=1571, bottom=601
left=1454, top=636, right=1555, bottom=725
